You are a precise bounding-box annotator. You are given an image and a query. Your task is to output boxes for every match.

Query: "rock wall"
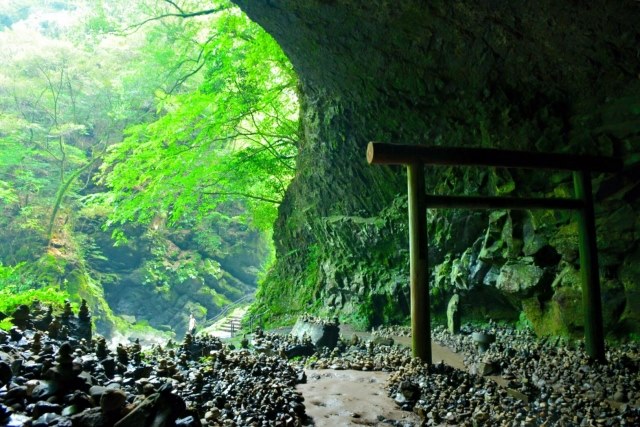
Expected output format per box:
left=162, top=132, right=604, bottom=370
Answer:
left=235, top=1, right=640, bottom=336
left=77, top=213, right=267, bottom=337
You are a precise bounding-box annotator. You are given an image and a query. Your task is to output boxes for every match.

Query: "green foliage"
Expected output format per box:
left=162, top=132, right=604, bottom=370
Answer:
left=0, top=1, right=289, bottom=337
left=0, top=317, right=13, bottom=331
left=0, top=0, right=162, bottom=254
left=98, top=3, right=298, bottom=234
left=0, top=285, right=70, bottom=316
left=0, top=261, right=37, bottom=292
left=516, top=310, right=534, bottom=331
left=346, top=298, right=376, bottom=331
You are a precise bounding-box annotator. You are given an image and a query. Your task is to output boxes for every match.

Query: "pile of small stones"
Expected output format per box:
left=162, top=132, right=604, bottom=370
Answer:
left=249, top=321, right=640, bottom=425
left=3, top=301, right=639, bottom=427
left=0, top=305, right=308, bottom=426
left=372, top=325, right=412, bottom=338
left=308, top=335, right=413, bottom=371
left=388, top=324, right=640, bottom=426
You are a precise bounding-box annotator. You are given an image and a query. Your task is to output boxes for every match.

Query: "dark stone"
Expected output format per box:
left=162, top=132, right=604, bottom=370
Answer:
left=4, top=385, right=27, bottom=401
left=32, top=401, right=63, bottom=418
left=70, top=407, right=105, bottom=427
left=100, top=358, right=116, bottom=379
left=32, top=381, right=57, bottom=400
left=0, top=361, right=12, bottom=386
left=9, top=327, right=23, bottom=342
left=100, top=388, right=127, bottom=415
left=89, top=385, right=107, bottom=401
left=33, top=412, right=61, bottom=427
left=131, top=365, right=153, bottom=380
left=10, top=305, right=30, bottom=330
left=284, top=344, right=315, bottom=359
left=67, top=391, right=95, bottom=411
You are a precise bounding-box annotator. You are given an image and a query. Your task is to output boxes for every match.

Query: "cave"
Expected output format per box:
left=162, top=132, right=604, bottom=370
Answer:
left=230, top=1, right=640, bottom=343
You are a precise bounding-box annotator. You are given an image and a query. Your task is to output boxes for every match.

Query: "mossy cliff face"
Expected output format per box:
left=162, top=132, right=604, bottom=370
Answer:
left=85, top=216, right=266, bottom=337
left=235, top=1, right=640, bottom=335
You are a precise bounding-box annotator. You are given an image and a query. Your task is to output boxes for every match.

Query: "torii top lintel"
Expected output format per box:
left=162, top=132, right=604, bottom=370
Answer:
left=366, top=142, right=623, bottom=173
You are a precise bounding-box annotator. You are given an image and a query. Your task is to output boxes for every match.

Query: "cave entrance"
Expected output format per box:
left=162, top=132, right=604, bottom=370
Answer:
left=367, top=142, right=623, bottom=364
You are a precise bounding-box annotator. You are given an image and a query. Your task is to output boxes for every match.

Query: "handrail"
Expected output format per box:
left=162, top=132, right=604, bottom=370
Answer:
left=246, top=308, right=271, bottom=332
left=204, top=292, right=255, bottom=327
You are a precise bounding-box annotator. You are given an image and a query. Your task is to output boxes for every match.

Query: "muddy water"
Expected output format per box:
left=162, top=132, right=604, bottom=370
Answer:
left=298, top=340, right=467, bottom=426
left=298, top=369, right=420, bottom=426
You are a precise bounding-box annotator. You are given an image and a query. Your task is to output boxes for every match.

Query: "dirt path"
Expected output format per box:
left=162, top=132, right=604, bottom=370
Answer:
left=298, top=340, right=465, bottom=426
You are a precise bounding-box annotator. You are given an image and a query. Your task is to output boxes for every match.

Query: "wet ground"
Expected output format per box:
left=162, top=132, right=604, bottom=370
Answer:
left=297, top=330, right=466, bottom=426
left=299, top=369, right=419, bottom=426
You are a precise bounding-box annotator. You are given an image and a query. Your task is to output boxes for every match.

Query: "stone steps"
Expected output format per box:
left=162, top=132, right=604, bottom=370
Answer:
left=217, top=316, right=243, bottom=334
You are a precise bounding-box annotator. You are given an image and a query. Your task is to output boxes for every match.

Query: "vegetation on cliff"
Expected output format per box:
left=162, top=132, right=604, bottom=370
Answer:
left=1, top=0, right=638, bottom=346
left=237, top=0, right=640, bottom=339
left=0, top=0, right=298, bottom=337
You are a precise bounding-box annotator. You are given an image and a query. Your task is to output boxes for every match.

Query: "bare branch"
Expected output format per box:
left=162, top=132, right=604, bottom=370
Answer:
left=163, top=0, right=185, bottom=14
left=123, top=5, right=230, bottom=34
left=200, top=190, right=282, bottom=204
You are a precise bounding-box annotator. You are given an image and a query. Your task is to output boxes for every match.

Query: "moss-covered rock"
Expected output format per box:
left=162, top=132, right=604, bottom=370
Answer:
left=234, top=0, right=640, bottom=338
left=618, top=248, right=640, bottom=336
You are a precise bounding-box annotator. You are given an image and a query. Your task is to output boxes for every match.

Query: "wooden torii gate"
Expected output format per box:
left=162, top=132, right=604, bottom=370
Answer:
left=366, top=142, right=623, bottom=364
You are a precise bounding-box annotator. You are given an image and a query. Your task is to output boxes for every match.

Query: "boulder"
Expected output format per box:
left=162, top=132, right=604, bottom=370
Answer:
left=290, top=318, right=339, bottom=348
left=495, top=258, right=547, bottom=296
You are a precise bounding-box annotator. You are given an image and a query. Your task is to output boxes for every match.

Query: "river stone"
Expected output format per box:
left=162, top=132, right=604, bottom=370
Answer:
left=32, top=401, right=62, bottom=418
left=32, top=381, right=57, bottom=400
left=33, top=412, right=61, bottom=427
left=70, top=407, right=104, bottom=427
left=89, top=385, right=107, bottom=401
left=290, top=318, right=339, bottom=348
left=100, top=388, right=127, bottom=414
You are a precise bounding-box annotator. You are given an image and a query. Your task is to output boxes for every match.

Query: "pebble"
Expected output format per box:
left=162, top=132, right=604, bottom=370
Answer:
left=383, top=323, right=640, bottom=425
left=0, top=303, right=310, bottom=426
left=2, top=303, right=639, bottom=426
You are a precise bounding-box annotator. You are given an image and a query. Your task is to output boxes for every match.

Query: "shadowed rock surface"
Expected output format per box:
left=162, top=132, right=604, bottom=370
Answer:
left=232, top=0, right=640, bottom=338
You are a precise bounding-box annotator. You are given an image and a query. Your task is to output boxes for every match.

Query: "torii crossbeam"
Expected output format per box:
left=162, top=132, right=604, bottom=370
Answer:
left=366, top=142, right=623, bottom=364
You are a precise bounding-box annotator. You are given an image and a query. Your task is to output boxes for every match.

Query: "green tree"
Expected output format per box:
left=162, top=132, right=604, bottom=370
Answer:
left=98, top=1, right=298, bottom=237
left=0, top=0, right=170, bottom=256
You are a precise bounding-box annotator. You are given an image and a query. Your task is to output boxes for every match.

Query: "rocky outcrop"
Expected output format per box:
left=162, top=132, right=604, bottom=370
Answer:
left=234, top=1, right=640, bottom=336
left=85, top=214, right=267, bottom=337
left=1, top=197, right=267, bottom=340
left=290, top=317, right=339, bottom=348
